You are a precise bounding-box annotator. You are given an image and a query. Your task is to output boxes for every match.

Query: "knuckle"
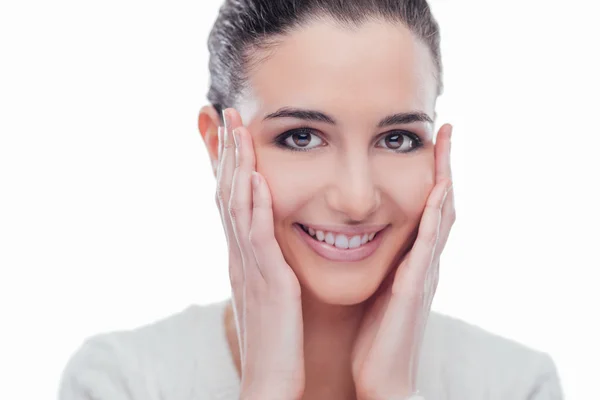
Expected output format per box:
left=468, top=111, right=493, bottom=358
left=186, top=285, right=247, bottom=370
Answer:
left=216, top=185, right=229, bottom=206
left=227, top=205, right=237, bottom=221
left=228, top=268, right=243, bottom=289
left=228, top=208, right=246, bottom=229
left=432, top=274, right=440, bottom=290
left=228, top=197, right=245, bottom=217
left=248, top=228, right=265, bottom=248
left=449, top=210, right=457, bottom=224
left=425, top=229, right=438, bottom=246
left=248, top=230, right=259, bottom=247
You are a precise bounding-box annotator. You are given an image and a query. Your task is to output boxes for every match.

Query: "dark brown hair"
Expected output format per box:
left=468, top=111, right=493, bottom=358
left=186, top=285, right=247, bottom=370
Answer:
left=206, top=0, right=443, bottom=123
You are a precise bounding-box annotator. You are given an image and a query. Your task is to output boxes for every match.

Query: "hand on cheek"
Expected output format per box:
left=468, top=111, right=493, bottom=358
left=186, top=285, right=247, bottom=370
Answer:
left=351, top=124, right=455, bottom=400
left=216, top=108, right=306, bottom=400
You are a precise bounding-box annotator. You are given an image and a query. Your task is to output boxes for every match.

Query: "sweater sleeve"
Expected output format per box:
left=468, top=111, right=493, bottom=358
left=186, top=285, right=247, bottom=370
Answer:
left=58, top=335, right=142, bottom=400
left=526, top=353, right=564, bottom=400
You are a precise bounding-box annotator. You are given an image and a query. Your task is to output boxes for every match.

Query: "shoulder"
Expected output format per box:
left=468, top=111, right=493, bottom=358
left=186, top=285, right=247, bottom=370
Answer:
left=58, top=300, right=227, bottom=400
left=422, top=312, right=563, bottom=399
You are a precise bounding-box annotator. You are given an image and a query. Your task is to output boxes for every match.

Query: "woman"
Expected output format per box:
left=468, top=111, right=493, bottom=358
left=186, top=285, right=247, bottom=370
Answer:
left=59, top=0, right=563, bottom=399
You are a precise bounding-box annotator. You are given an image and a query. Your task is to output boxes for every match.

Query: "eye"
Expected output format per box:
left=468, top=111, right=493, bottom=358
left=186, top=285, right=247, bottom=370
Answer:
left=376, top=131, right=422, bottom=153
left=276, top=128, right=325, bottom=152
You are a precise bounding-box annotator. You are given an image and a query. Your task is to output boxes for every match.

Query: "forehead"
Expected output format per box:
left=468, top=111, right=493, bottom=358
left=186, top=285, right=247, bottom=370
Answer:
left=240, top=18, right=437, bottom=123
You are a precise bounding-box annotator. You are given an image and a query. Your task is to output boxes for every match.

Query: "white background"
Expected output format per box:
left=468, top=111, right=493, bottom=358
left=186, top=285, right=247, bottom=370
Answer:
left=1, top=0, right=598, bottom=399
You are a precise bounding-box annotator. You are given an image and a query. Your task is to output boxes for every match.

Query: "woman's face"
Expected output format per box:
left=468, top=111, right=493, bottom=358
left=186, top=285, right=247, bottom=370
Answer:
left=235, top=19, right=438, bottom=305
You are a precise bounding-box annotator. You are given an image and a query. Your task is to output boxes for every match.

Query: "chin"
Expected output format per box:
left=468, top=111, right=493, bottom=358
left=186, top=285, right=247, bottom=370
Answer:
left=289, top=256, right=392, bottom=306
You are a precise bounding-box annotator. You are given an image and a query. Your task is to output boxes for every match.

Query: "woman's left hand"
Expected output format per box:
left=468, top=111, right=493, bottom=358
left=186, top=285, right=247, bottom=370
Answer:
left=351, top=124, right=456, bottom=400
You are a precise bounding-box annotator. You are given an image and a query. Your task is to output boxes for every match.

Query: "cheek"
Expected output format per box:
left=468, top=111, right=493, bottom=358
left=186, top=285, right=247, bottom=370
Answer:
left=378, top=155, right=434, bottom=217
left=255, top=152, right=323, bottom=222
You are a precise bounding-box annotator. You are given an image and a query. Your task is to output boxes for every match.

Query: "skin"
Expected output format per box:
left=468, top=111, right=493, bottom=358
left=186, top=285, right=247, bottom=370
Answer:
left=198, top=17, right=455, bottom=400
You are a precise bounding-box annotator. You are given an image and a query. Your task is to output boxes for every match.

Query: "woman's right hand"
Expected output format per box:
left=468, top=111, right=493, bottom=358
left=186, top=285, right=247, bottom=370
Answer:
left=215, top=108, right=305, bottom=400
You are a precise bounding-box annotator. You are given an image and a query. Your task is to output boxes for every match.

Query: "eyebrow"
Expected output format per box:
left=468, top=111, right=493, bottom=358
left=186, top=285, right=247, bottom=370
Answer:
left=263, top=107, right=434, bottom=127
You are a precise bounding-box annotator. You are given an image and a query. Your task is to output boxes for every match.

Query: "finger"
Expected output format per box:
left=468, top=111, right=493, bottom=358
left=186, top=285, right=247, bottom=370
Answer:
left=223, top=109, right=256, bottom=287
left=435, top=123, right=452, bottom=185
left=217, top=126, right=224, bottom=163
left=216, top=109, right=245, bottom=291
left=216, top=108, right=244, bottom=244
left=214, top=127, right=224, bottom=207
left=215, top=123, right=234, bottom=249
left=370, top=184, right=450, bottom=377
left=368, top=182, right=449, bottom=386
left=216, top=110, right=249, bottom=358
left=216, top=108, right=239, bottom=209
left=394, top=180, right=450, bottom=293
left=433, top=192, right=455, bottom=262
left=366, top=282, right=421, bottom=384
left=433, top=124, right=456, bottom=260
left=229, top=125, right=257, bottom=261
left=249, top=172, right=297, bottom=292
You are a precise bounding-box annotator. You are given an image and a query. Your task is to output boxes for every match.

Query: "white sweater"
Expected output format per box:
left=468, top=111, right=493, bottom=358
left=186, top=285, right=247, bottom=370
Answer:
left=58, top=299, right=563, bottom=400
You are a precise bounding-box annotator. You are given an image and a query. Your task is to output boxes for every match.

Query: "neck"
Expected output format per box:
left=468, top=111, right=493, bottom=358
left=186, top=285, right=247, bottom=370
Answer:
left=223, top=292, right=367, bottom=400
left=301, top=290, right=366, bottom=400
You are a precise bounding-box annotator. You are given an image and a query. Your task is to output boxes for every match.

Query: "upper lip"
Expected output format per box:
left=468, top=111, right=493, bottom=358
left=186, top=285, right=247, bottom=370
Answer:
left=297, top=223, right=389, bottom=236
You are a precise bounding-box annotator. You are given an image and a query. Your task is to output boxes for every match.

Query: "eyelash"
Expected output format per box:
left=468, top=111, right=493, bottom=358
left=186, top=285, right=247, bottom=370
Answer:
left=274, top=127, right=424, bottom=153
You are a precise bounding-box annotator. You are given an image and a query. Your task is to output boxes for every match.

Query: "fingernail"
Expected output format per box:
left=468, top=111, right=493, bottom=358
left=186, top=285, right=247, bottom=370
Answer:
left=448, top=124, right=453, bottom=140
left=233, top=128, right=240, bottom=149
left=222, top=109, right=230, bottom=130
left=222, top=110, right=232, bottom=146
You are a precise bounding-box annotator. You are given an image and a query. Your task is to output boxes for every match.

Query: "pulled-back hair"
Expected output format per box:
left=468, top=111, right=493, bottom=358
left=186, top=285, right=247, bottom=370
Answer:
left=207, top=0, right=443, bottom=123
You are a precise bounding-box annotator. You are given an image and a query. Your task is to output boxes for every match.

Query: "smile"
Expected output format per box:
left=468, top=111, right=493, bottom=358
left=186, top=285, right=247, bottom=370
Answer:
left=294, top=223, right=389, bottom=262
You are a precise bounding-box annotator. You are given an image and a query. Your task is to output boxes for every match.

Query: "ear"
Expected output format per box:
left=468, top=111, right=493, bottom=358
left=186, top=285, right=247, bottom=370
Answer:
left=198, top=104, right=222, bottom=178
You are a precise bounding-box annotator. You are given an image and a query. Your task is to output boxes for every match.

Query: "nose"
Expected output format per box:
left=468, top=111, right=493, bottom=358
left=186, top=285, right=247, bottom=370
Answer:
left=325, top=154, right=381, bottom=222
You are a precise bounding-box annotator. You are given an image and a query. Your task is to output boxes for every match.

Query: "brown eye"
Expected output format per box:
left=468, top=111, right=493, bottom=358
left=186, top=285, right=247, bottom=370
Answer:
left=376, top=131, right=421, bottom=153
left=385, top=134, right=404, bottom=149
left=280, top=129, right=324, bottom=151
left=292, top=132, right=311, bottom=147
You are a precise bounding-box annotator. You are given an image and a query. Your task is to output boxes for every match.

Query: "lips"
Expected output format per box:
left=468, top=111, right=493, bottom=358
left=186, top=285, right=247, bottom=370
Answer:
left=294, top=223, right=389, bottom=262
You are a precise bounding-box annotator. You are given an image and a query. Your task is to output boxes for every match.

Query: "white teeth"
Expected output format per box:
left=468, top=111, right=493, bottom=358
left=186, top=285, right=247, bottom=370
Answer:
left=361, top=234, right=369, bottom=245
left=301, top=224, right=381, bottom=249
left=334, top=234, right=349, bottom=249
left=349, top=235, right=362, bottom=249
left=325, top=232, right=335, bottom=245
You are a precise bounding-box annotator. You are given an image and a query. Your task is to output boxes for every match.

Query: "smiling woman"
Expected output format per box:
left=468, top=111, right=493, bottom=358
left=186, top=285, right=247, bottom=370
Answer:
left=58, top=1, right=563, bottom=399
